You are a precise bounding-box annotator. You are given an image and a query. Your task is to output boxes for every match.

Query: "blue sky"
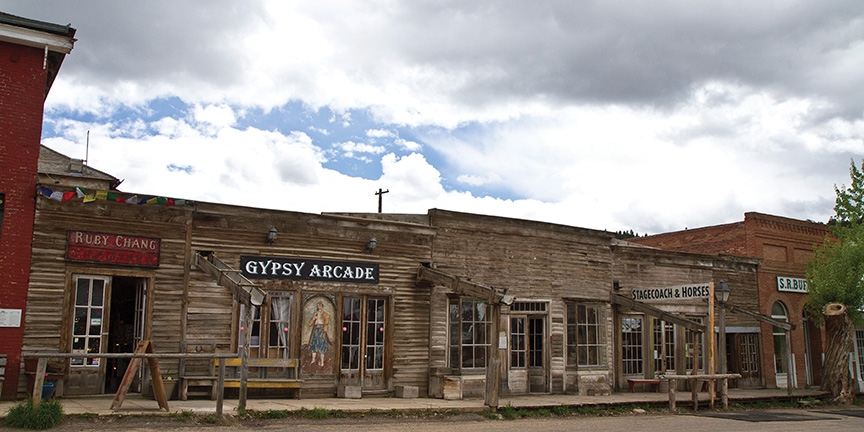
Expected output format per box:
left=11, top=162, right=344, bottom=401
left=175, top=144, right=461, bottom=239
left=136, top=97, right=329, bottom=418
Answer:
left=8, top=1, right=864, bottom=234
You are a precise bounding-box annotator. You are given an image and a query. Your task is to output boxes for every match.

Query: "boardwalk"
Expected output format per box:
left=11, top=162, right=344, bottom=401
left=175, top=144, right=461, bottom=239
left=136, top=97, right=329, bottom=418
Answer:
left=0, top=388, right=828, bottom=417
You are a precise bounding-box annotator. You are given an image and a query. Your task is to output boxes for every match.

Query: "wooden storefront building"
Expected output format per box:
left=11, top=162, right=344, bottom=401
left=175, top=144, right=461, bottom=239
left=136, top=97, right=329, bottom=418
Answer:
left=17, top=152, right=766, bottom=400
left=22, top=188, right=436, bottom=399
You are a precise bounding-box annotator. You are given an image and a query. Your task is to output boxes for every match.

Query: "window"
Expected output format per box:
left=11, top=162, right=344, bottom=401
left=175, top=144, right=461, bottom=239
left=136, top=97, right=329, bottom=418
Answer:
left=567, top=303, right=605, bottom=367
left=653, top=318, right=675, bottom=373
left=366, top=297, right=386, bottom=370
left=772, top=301, right=788, bottom=374
left=238, top=304, right=262, bottom=351
left=511, top=317, right=526, bottom=368
left=268, top=293, right=294, bottom=358
left=621, top=316, right=643, bottom=375
left=342, top=297, right=361, bottom=370
left=71, top=276, right=108, bottom=366
left=341, top=296, right=387, bottom=371
left=739, top=334, right=759, bottom=373
left=685, top=317, right=704, bottom=371
left=448, top=298, right=489, bottom=369
left=238, top=292, right=294, bottom=357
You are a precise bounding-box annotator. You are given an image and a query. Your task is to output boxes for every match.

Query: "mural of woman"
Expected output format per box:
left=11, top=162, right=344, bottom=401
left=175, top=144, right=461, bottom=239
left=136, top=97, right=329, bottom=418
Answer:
left=302, top=297, right=335, bottom=374
left=308, top=301, right=330, bottom=367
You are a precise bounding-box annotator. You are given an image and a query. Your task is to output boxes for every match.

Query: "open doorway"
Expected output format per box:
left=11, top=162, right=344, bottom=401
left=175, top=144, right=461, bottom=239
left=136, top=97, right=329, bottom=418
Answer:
left=104, top=276, right=147, bottom=394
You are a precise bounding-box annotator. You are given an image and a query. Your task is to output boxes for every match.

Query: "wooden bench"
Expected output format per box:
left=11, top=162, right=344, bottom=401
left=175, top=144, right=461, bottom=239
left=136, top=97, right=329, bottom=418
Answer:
left=181, top=357, right=302, bottom=400
left=627, top=378, right=660, bottom=393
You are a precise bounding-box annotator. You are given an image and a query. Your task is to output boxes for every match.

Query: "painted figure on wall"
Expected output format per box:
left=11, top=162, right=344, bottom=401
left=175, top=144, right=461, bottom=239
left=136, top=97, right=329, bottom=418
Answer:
left=301, top=297, right=335, bottom=374
left=308, top=301, right=330, bottom=366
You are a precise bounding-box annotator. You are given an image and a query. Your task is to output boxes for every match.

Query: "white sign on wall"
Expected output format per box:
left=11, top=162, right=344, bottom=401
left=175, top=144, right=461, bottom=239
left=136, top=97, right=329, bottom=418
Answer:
left=777, top=276, right=807, bottom=293
left=0, top=308, right=23, bottom=327
left=630, top=283, right=711, bottom=302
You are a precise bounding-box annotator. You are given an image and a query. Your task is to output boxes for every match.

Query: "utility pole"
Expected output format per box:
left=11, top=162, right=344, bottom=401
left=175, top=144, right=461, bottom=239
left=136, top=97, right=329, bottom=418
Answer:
left=375, top=188, right=389, bottom=213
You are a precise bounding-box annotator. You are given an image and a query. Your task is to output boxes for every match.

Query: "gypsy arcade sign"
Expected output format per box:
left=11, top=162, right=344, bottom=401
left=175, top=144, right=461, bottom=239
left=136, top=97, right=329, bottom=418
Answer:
left=66, top=230, right=161, bottom=267
left=241, top=256, right=379, bottom=284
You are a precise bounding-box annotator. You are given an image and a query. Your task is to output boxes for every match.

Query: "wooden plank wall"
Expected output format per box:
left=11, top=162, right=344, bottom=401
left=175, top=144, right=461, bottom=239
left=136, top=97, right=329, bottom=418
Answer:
left=611, top=244, right=761, bottom=390
left=427, top=209, right=616, bottom=394
left=612, top=245, right=761, bottom=327
left=187, top=203, right=435, bottom=397
left=24, top=196, right=434, bottom=398
left=24, top=196, right=192, bottom=395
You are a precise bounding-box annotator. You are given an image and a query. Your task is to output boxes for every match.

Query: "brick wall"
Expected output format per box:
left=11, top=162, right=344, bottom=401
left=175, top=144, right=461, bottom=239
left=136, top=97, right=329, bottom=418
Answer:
left=0, top=39, right=48, bottom=400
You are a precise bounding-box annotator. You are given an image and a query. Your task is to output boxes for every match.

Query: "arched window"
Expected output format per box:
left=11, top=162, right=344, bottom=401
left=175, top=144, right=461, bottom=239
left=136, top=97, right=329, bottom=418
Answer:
left=771, top=301, right=788, bottom=375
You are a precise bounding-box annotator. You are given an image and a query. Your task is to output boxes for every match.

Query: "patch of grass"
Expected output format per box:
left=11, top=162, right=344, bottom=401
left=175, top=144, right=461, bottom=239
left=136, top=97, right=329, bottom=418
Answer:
left=169, top=410, right=196, bottom=422
left=534, top=408, right=552, bottom=417
left=575, top=405, right=603, bottom=416
left=552, top=405, right=575, bottom=416
left=68, top=412, right=98, bottom=420
left=252, top=409, right=291, bottom=419
left=610, top=405, right=632, bottom=415
left=199, top=413, right=221, bottom=424
left=498, top=403, right=530, bottom=420
left=296, top=407, right=337, bottom=419
left=483, top=410, right=500, bottom=419
left=4, top=399, right=64, bottom=430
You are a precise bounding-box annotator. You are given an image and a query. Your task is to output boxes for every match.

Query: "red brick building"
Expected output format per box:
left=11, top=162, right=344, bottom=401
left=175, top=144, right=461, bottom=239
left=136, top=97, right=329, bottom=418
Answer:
left=631, top=212, right=831, bottom=389
left=0, top=12, right=75, bottom=400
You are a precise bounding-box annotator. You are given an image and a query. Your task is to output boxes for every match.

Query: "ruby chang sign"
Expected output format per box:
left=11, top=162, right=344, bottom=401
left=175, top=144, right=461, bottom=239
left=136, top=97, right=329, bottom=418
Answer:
left=241, top=256, right=379, bottom=284
left=66, top=230, right=160, bottom=267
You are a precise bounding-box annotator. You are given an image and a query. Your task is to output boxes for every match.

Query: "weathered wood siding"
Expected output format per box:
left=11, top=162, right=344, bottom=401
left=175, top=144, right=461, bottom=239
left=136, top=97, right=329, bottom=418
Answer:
left=24, top=196, right=191, bottom=396
left=427, top=209, right=616, bottom=395
left=611, top=244, right=761, bottom=390
left=187, top=203, right=435, bottom=397
left=22, top=196, right=434, bottom=398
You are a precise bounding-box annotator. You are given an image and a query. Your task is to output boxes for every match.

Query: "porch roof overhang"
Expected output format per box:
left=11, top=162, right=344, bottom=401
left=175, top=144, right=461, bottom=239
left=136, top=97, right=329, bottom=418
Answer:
left=718, top=301, right=795, bottom=331
left=195, top=252, right=265, bottom=306
left=417, top=266, right=514, bottom=305
left=611, top=293, right=706, bottom=333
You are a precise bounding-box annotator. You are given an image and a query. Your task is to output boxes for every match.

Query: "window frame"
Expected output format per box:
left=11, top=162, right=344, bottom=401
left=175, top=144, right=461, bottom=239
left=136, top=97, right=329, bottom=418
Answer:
left=566, top=302, right=606, bottom=368
left=448, top=297, right=490, bottom=371
left=70, top=275, right=110, bottom=367
left=237, top=291, right=296, bottom=359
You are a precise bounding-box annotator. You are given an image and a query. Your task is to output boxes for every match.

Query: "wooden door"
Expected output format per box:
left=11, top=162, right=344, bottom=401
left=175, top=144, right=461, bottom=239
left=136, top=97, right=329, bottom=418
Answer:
left=66, top=275, right=111, bottom=395
left=362, top=297, right=387, bottom=390
left=339, top=296, right=388, bottom=392
left=527, top=316, right=547, bottom=393
left=730, top=333, right=761, bottom=388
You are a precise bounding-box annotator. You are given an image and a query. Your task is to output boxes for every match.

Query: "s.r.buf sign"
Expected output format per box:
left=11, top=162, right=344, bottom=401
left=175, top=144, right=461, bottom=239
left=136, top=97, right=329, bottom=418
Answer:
left=241, top=256, right=379, bottom=284
left=66, top=230, right=161, bottom=267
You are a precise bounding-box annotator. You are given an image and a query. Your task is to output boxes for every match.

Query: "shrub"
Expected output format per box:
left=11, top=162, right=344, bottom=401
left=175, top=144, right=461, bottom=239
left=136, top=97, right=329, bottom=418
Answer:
left=4, top=399, right=64, bottom=430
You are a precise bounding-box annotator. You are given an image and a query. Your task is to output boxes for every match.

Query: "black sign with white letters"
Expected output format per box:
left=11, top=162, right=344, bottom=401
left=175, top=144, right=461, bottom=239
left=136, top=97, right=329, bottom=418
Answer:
left=240, top=256, right=379, bottom=284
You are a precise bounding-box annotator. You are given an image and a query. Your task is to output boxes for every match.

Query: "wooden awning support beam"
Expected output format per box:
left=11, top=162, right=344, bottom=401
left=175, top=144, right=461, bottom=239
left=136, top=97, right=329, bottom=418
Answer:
left=718, top=302, right=794, bottom=331
left=611, top=293, right=706, bottom=333
left=417, top=266, right=514, bottom=305
left=195, top=252, right=266, bottom=306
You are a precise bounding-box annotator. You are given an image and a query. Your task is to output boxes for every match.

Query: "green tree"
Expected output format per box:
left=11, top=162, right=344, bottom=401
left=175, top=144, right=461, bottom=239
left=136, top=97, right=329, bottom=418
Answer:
left=832, top=158, right=864, bottom=227
left=805, top=158, right=864, bottom=403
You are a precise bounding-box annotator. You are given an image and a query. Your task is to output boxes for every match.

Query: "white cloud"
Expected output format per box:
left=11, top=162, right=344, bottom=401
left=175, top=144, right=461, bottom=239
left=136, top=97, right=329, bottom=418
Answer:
left=10, top=0, right=863, bottom=235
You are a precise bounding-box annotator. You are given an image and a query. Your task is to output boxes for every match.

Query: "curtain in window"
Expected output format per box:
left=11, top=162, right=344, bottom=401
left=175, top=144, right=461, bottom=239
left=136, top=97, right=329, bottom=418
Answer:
left=270, top=295, right=293, bottom=357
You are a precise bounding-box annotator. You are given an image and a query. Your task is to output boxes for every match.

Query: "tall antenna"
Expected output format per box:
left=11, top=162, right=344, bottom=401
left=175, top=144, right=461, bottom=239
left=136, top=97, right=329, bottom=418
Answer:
left=85, top=130, right=90, bottom=165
